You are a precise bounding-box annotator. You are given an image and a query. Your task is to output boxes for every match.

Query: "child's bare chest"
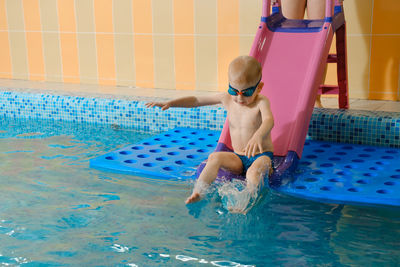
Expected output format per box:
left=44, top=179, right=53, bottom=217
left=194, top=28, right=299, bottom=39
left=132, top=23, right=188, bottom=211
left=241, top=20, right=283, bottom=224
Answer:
left=227, top=105, right=261, bottom=129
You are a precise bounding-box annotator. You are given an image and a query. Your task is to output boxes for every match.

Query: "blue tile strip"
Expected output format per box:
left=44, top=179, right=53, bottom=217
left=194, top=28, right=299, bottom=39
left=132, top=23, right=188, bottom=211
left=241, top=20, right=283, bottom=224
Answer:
left=1, top=90, right=399, bottom=147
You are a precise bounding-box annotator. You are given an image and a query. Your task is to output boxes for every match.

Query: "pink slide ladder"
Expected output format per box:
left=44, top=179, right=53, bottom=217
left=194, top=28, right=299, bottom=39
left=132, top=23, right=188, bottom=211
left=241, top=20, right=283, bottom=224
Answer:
left=211, top=0, right=347, bottom=187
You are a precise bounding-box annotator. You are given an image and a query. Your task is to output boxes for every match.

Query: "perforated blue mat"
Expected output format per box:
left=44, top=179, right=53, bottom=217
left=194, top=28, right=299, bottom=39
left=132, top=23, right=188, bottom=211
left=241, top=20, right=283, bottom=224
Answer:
left=90, top=128, right=220, bottom=180
left=91, top=127, right=400, bottom=207
left=278, top=140, right=400, bottom=207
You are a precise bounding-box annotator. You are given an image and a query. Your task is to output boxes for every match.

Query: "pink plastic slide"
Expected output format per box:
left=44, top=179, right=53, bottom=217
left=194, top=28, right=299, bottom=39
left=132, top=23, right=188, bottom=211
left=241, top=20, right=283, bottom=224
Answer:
left=208, top=0, right=345, bottom=186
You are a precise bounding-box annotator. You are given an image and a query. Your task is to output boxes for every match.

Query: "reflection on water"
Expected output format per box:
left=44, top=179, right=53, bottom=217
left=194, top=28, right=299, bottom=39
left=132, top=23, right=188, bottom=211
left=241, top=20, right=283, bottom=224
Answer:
left=0, top=117, right=399, bottom=266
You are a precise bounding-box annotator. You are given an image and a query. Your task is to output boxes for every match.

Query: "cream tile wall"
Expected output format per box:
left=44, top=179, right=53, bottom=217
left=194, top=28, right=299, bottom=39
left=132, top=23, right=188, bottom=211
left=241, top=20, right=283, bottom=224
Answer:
left=0, top=0, right=398, bottom=101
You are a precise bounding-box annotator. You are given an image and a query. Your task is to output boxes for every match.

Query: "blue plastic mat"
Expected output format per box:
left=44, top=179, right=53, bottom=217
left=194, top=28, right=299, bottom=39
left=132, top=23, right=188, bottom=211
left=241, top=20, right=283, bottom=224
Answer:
left=278, top=140, right=400, bottom=207
left=90, top=128, right=220, bottom=180
left=91, top=127, right=400, bottom=207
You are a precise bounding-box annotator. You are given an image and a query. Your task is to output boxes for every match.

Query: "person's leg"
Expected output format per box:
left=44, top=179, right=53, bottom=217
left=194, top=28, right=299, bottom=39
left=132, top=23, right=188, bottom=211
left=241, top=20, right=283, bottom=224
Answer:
left=281, top=0, right=307, bottom=19
left=245, top=155, right=272, bottom=193
left=185, top=152, right=243, bottom=204
left=306, top=0, right=325, bottom=19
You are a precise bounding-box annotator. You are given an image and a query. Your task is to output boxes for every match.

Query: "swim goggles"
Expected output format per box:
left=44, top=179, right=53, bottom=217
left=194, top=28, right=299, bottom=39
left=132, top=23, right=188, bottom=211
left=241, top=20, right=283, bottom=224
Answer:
left=228, top=78, right=261, bottom=97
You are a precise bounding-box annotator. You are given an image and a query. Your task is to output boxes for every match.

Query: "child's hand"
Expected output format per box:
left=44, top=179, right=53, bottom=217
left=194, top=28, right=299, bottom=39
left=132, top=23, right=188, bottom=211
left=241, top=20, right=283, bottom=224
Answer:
left=244, top=133, right=263, bottom=158
left=145, top=101, right=171, bottom=111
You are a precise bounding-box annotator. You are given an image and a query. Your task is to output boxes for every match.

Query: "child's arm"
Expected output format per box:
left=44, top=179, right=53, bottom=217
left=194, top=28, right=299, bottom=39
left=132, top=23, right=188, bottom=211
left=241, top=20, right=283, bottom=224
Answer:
left=146, top=93, right=225, bottom=111
left=245, top=97, right=274, bottom=157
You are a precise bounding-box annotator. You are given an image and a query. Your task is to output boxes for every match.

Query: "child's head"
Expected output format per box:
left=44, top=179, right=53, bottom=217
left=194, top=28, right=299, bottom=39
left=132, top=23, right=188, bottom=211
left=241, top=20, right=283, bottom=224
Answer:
left=228, top=56, right=263, bottom=106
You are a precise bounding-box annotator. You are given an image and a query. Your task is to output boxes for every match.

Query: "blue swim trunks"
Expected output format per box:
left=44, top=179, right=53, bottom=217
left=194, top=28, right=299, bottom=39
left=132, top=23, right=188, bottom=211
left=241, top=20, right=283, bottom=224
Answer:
left=234, top=151, right=273, bottom=174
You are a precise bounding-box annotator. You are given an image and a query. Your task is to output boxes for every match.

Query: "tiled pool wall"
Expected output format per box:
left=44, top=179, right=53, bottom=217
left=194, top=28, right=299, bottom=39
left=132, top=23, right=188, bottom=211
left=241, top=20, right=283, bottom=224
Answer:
left=1, top=90, right=399, bottom=148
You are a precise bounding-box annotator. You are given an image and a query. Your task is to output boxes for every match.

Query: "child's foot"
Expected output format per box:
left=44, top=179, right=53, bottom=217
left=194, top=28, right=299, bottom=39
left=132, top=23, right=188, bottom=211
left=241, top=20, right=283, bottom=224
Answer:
left=185, top=192, right=201, bottom=204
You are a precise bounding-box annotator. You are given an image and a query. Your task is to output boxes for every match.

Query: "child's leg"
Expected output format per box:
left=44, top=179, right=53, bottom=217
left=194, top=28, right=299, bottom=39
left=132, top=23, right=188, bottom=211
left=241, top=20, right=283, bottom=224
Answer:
left=185, top=152, right=243, bottom=204
left=281, top=0, right=307, bottom=19
left=245, top=155, right=272, bottom=193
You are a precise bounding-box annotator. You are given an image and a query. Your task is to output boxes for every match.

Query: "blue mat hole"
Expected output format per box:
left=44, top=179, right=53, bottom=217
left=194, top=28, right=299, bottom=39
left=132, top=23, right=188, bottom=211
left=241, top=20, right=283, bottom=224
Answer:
left=199, top=138, right=205, bottom=141
left=370, top=166, right=383, bottom=171
left=329, top=178, right=340, bottom=182
left=364, top=148, right=376, bottom=152
left=156, top=157, right=167, bottom=161
left=376, top=189, right=390, bottom=194
left=358, top=154, right=370, bottom=158
left=143, top=142, right=153, bottom=145
left=382, top=155, right=394, bottom=159
left=390, top=175, right=400, bottom=179
left=311, top=170, right=324, bottom=175
left=356, top=179, right=368, bottom=184
left=160, top=145, right=171, bottom=148
left=352, top=159, right=364, bottom=163
left=154, top=138, right=162, bottom=141
left=305, top=177, right=318, bottom=182
left=163, top=166, right=176, bottom=171
left=376, top=161, right=389, bottom=165
left=144, top=163, right=155, bottom=167
left=348, top=187, right=360, bottom=192
left=385, top=150, right=398, bottom=154
left=206, top=144, right=215, bottom=147
left=179, top=147, right=190, bottom=150
left=306, top=155, right=317, bottom=159
left=335, top=151, right=347, bottom=155
left=175, top=160, right=188, bottom=165
left=296, top=185, right=306, bottom=189
left=328, top=157, right=341, bottom=161
left=363, top=173, right=377, bottom=177
left=344, top=164, right=357, bottom=169
left=320, top=163, right=333, bottom=167
left=149, top=149, right=161, bottom=153
left=313, top=149, right=325, bottom=153
left=124, top=159, right=136, bottom=164
left=187, top=154, right=199, bottom=159
left=384, top=181, right=396, bottom=186
left=137, top=154, right=149, bottom=158
left=131, top=146, right=143, bottom=150
left=119, top=151, right=132, bottom=155
left=300, top=161, right=312, bottom=166
left=197, top=149, right=207, bottom=153
left=105, top=156, right=116, bottom=160
left=321, top=144, right=331, bottom=148
left=171, top=140, right=180, bottom=143
left=189, top=142, right=197, bottom=146
left=167, top=152, right=179, bottom=156
left=320, top=186, right=331, bottom=191
left=342, top=145, right=354, bottom=150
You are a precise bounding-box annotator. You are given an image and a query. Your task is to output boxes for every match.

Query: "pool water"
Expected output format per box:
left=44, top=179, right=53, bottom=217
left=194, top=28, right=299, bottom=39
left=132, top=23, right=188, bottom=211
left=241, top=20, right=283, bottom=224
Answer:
left=0, top=117, right=399, bottom=266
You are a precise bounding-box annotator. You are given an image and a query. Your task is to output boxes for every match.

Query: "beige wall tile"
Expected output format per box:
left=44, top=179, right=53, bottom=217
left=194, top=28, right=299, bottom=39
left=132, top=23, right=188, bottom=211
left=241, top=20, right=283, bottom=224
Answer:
left=8, top=31, right=28, bottom=79
left=218, top=36, right=239, bottom=91
left=343, top=0, right=373, bottom=35
left=39, top=0, right=59, bottom=32
left=6, top=0, right=24, bottom=31
left=77, top=33, right=98, bottom=84
left=239, top=36, right=255, bottom=56
left=239, top=0, right=262, bottom=35
left=42, top=32, right=62, bottom=82
left=75, top=0, right=95, bottom=33
left=347, top=35, right=370, bottom=99
left=194, top=0, right=216, bottom=35
left=133, top=0, right=152, bottom=33
left=154, top=35, right=175, bottom=89
left=218, top=0, right=239, bottom=35
left=153, top=0, right=173, bottom=34
left=195, top=36, right=217, bottom=91
left=113, top=0, right=133, bottom=33
left=114, top=34, right=135, bottom=86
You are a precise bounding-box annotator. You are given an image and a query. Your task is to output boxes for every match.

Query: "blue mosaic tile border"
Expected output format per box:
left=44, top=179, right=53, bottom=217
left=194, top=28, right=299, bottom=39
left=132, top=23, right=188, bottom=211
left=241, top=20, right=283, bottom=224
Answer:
left=309, top=108, right=400, bottom=148
left=0, top=90, right=227, bottom=132
left=1, top=90, right=399, bottom=148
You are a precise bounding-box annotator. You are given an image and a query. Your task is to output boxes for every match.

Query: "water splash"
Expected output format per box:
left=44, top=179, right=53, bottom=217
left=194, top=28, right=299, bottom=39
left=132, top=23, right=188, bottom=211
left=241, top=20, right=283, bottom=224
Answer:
left=217, top=180, right=259, bottom=214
